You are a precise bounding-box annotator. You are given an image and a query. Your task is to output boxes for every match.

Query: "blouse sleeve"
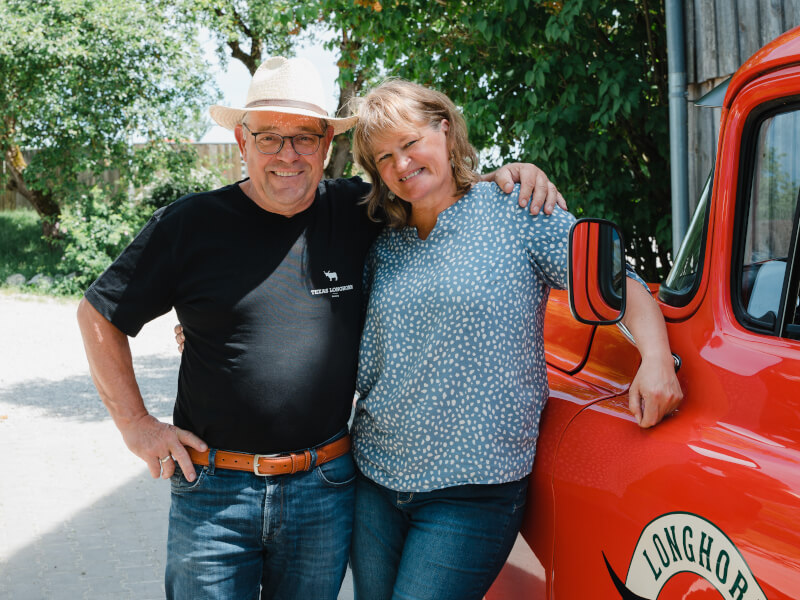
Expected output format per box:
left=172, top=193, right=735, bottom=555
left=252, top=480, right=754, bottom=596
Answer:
left=511, top=192, right=576, bottom=291
left=506, top=184, right=649, bottom=294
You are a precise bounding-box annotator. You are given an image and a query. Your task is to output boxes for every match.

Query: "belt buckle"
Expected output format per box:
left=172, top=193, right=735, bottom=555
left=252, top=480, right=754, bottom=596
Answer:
left=253, top=453, right=281, bottom=476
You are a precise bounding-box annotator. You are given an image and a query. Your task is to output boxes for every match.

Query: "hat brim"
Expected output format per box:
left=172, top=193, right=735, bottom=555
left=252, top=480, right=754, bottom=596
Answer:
left=210, top=105, right=357, bottom=135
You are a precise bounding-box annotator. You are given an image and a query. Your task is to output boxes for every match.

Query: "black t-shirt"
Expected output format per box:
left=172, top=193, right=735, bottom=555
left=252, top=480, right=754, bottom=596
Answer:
left=85, top=177, right=380, bottom=454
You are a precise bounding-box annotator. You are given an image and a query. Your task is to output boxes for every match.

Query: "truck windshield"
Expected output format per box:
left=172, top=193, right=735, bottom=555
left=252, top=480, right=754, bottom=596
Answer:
left=659, top=171, right=712, bottom=306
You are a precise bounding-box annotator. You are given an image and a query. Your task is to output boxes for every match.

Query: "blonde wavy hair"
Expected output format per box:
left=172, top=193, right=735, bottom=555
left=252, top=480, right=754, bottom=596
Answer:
left=350, top=79, right=479, bottom=228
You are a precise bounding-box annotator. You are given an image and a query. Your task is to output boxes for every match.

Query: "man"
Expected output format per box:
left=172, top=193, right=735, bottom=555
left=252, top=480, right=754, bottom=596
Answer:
left=77, top=56, right=564, bottom=599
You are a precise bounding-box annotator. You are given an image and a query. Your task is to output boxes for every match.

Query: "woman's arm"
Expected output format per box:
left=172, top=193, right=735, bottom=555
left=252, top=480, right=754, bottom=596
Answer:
left=621, top=280, right=684, bottom=427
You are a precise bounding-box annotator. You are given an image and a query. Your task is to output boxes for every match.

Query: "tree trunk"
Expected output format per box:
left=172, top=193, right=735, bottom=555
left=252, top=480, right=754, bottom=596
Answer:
left=326, top=134, right=352, bottom=180
left=325, top=74, right=363, bottom=179
left=324, top=31, right=365, bottom=180
left=228, top=38, right=260, bottom=75
left=219, top=5, right=262, bottom=76
left=4, top=145, right=61, bottom=238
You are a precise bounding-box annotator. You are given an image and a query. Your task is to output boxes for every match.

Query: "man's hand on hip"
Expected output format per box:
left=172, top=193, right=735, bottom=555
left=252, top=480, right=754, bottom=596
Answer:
left=76, top=298, right=208, bottom=482
left=120, top=414, right=207, bottom=481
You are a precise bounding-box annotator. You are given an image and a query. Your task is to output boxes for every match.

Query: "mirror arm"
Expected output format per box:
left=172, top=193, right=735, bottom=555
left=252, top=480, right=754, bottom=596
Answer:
left=615, top=322, right=682, bottom=372
left=615, top=321, right=637, bottom=346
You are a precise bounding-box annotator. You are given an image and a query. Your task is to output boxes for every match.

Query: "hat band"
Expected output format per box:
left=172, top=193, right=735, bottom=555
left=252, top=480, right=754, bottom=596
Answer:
left=245, top=99, right=329, bottom=117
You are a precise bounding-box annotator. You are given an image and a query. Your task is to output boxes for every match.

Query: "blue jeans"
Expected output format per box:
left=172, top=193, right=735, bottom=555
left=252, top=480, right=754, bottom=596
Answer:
left=165, top=446, right=355, bottom=600
left=350, top=473, right=528, bottom=600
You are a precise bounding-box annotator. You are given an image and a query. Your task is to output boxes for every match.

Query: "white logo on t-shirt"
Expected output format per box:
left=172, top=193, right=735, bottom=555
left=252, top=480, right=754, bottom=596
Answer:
left=311, top=269, right=352, bottom=298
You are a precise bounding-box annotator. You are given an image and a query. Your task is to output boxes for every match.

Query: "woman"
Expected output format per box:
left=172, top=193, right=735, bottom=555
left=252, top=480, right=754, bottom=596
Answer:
left=347, top=79, right=682, bottom=600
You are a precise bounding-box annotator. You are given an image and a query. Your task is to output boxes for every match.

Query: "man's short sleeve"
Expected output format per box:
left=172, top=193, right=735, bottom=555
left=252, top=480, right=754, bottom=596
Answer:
left=84, top=208, right=176, bottom=336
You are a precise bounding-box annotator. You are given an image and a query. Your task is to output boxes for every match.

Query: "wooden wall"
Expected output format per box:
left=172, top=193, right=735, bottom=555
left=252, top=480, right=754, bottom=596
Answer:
left=685, top=0, right=800, bottom=211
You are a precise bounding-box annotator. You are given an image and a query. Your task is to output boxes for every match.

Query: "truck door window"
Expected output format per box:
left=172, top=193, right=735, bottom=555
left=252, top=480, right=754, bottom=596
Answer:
left=738, top=108, right=800, bottom=336
left=792, top=287, right=800, bottom=334
left=660, top=171, right=712, bottom=306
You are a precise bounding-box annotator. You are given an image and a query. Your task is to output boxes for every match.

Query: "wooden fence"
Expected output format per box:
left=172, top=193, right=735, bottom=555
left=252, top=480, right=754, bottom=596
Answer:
left=0, top=143, right=243, bottom=212
left=0, top=187, right=27, bottom=211
left=196, top=143, right=244, bottom=185
left=0, top=150, right=35, bottom=211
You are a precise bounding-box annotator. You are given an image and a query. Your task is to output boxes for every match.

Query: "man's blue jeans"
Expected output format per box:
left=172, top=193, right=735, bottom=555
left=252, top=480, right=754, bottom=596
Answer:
left=165, top=447, right=355, bottom=600
left=350, top=473, right=528, bottom=600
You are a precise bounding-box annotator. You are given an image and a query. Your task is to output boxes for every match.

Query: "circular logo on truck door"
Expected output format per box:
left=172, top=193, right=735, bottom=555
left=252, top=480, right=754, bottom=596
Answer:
left=604, top=512, right=766, bottom=600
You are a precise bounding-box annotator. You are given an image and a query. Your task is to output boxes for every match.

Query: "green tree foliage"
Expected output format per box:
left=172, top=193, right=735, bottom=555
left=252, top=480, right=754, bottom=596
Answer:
left=184, top=0, right=301, bottom=73
left=184, top=0, right=382, bottom=179
left=186, top=0, right=672, bottom=277
left=334, top=0, right=671, bottom=279
left=0, top=0, right=215, bottom=236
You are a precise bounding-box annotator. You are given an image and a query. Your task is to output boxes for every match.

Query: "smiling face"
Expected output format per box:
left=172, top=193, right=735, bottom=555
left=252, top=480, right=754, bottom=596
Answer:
left=372, top=118, right=457, bottom=212
left=235, top=111, right=333, bottom=216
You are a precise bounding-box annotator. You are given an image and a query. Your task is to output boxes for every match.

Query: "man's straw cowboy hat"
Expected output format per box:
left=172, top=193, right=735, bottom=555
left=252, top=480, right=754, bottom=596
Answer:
left=209, top=56, right=357, bottom=135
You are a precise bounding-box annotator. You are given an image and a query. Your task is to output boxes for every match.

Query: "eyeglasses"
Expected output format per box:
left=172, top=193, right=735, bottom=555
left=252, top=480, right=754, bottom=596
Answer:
left=242, top=124, right=325, bottom=155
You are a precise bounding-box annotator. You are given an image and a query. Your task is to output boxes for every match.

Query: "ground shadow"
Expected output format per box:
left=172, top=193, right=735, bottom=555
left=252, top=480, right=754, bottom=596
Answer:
left=0, top=354, right=178, bottom=421
left=0, top=466, right=355, bottom=600
left=0, top=467, right=171, bottom=600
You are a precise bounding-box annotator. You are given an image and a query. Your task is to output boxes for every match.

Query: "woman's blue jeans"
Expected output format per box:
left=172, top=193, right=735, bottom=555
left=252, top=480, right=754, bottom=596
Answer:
left=165, top=448, right=356, bottom=600
left=350, top=473, right=528, bottom=600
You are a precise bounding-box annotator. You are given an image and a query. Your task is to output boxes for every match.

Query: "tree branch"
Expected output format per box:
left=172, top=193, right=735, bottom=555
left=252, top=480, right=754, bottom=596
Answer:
left=214, top=5, right=261, bottom=74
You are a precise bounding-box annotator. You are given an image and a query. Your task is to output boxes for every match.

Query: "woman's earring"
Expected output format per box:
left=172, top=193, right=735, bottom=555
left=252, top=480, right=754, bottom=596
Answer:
left=387, top=191, right=396, bottom=201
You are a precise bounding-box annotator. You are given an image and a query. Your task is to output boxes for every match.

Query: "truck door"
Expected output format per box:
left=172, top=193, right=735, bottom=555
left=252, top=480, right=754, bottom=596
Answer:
left=545, top=76, right=800, bottom=598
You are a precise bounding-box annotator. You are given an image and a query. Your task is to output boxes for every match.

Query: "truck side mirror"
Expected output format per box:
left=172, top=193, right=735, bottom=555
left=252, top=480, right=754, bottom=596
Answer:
left=568, top=218, right=626, bottom=325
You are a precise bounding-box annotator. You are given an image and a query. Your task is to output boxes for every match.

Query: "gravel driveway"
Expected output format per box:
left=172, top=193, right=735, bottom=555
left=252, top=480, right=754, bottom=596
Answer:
left=0, top=293, right=355, bottom=599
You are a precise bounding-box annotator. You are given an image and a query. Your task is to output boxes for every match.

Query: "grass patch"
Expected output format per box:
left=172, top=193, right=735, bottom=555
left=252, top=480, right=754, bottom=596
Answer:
left=0, top=210, right=65, bottom=293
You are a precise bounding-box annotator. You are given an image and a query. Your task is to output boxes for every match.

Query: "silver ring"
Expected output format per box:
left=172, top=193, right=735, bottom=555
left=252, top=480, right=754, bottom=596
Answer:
left=159, top=455, right=173, bottom=463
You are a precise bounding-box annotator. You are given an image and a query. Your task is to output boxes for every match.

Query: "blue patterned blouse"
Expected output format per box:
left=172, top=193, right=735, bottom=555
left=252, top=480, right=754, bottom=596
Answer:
left=352, top=182, right=576, bottom=492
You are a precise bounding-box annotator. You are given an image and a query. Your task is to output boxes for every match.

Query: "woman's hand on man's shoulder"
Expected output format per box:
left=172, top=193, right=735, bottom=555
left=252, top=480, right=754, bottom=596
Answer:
left=480, top=162, right=567, bottom=215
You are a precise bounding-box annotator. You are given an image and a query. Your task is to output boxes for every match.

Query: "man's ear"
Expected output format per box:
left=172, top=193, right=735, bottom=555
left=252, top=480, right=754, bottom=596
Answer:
left=324, top=125, right=335, bottom=148
left=234, top=123, right=248, bottom=158
left=320, top=125, right=335, bottom=168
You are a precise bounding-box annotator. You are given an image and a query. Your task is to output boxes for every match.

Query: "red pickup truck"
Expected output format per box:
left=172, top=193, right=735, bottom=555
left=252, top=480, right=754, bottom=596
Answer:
left=488, top=26, right=800, bottom=599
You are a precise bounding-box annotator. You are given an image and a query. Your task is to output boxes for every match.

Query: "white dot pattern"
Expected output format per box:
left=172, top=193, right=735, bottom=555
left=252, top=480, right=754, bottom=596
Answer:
left=353, top=182, right=576, bottom=492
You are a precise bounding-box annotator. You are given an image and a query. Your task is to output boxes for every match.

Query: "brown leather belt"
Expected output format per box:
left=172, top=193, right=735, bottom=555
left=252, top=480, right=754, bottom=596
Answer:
left=187, top=434, right=351, bottom=477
